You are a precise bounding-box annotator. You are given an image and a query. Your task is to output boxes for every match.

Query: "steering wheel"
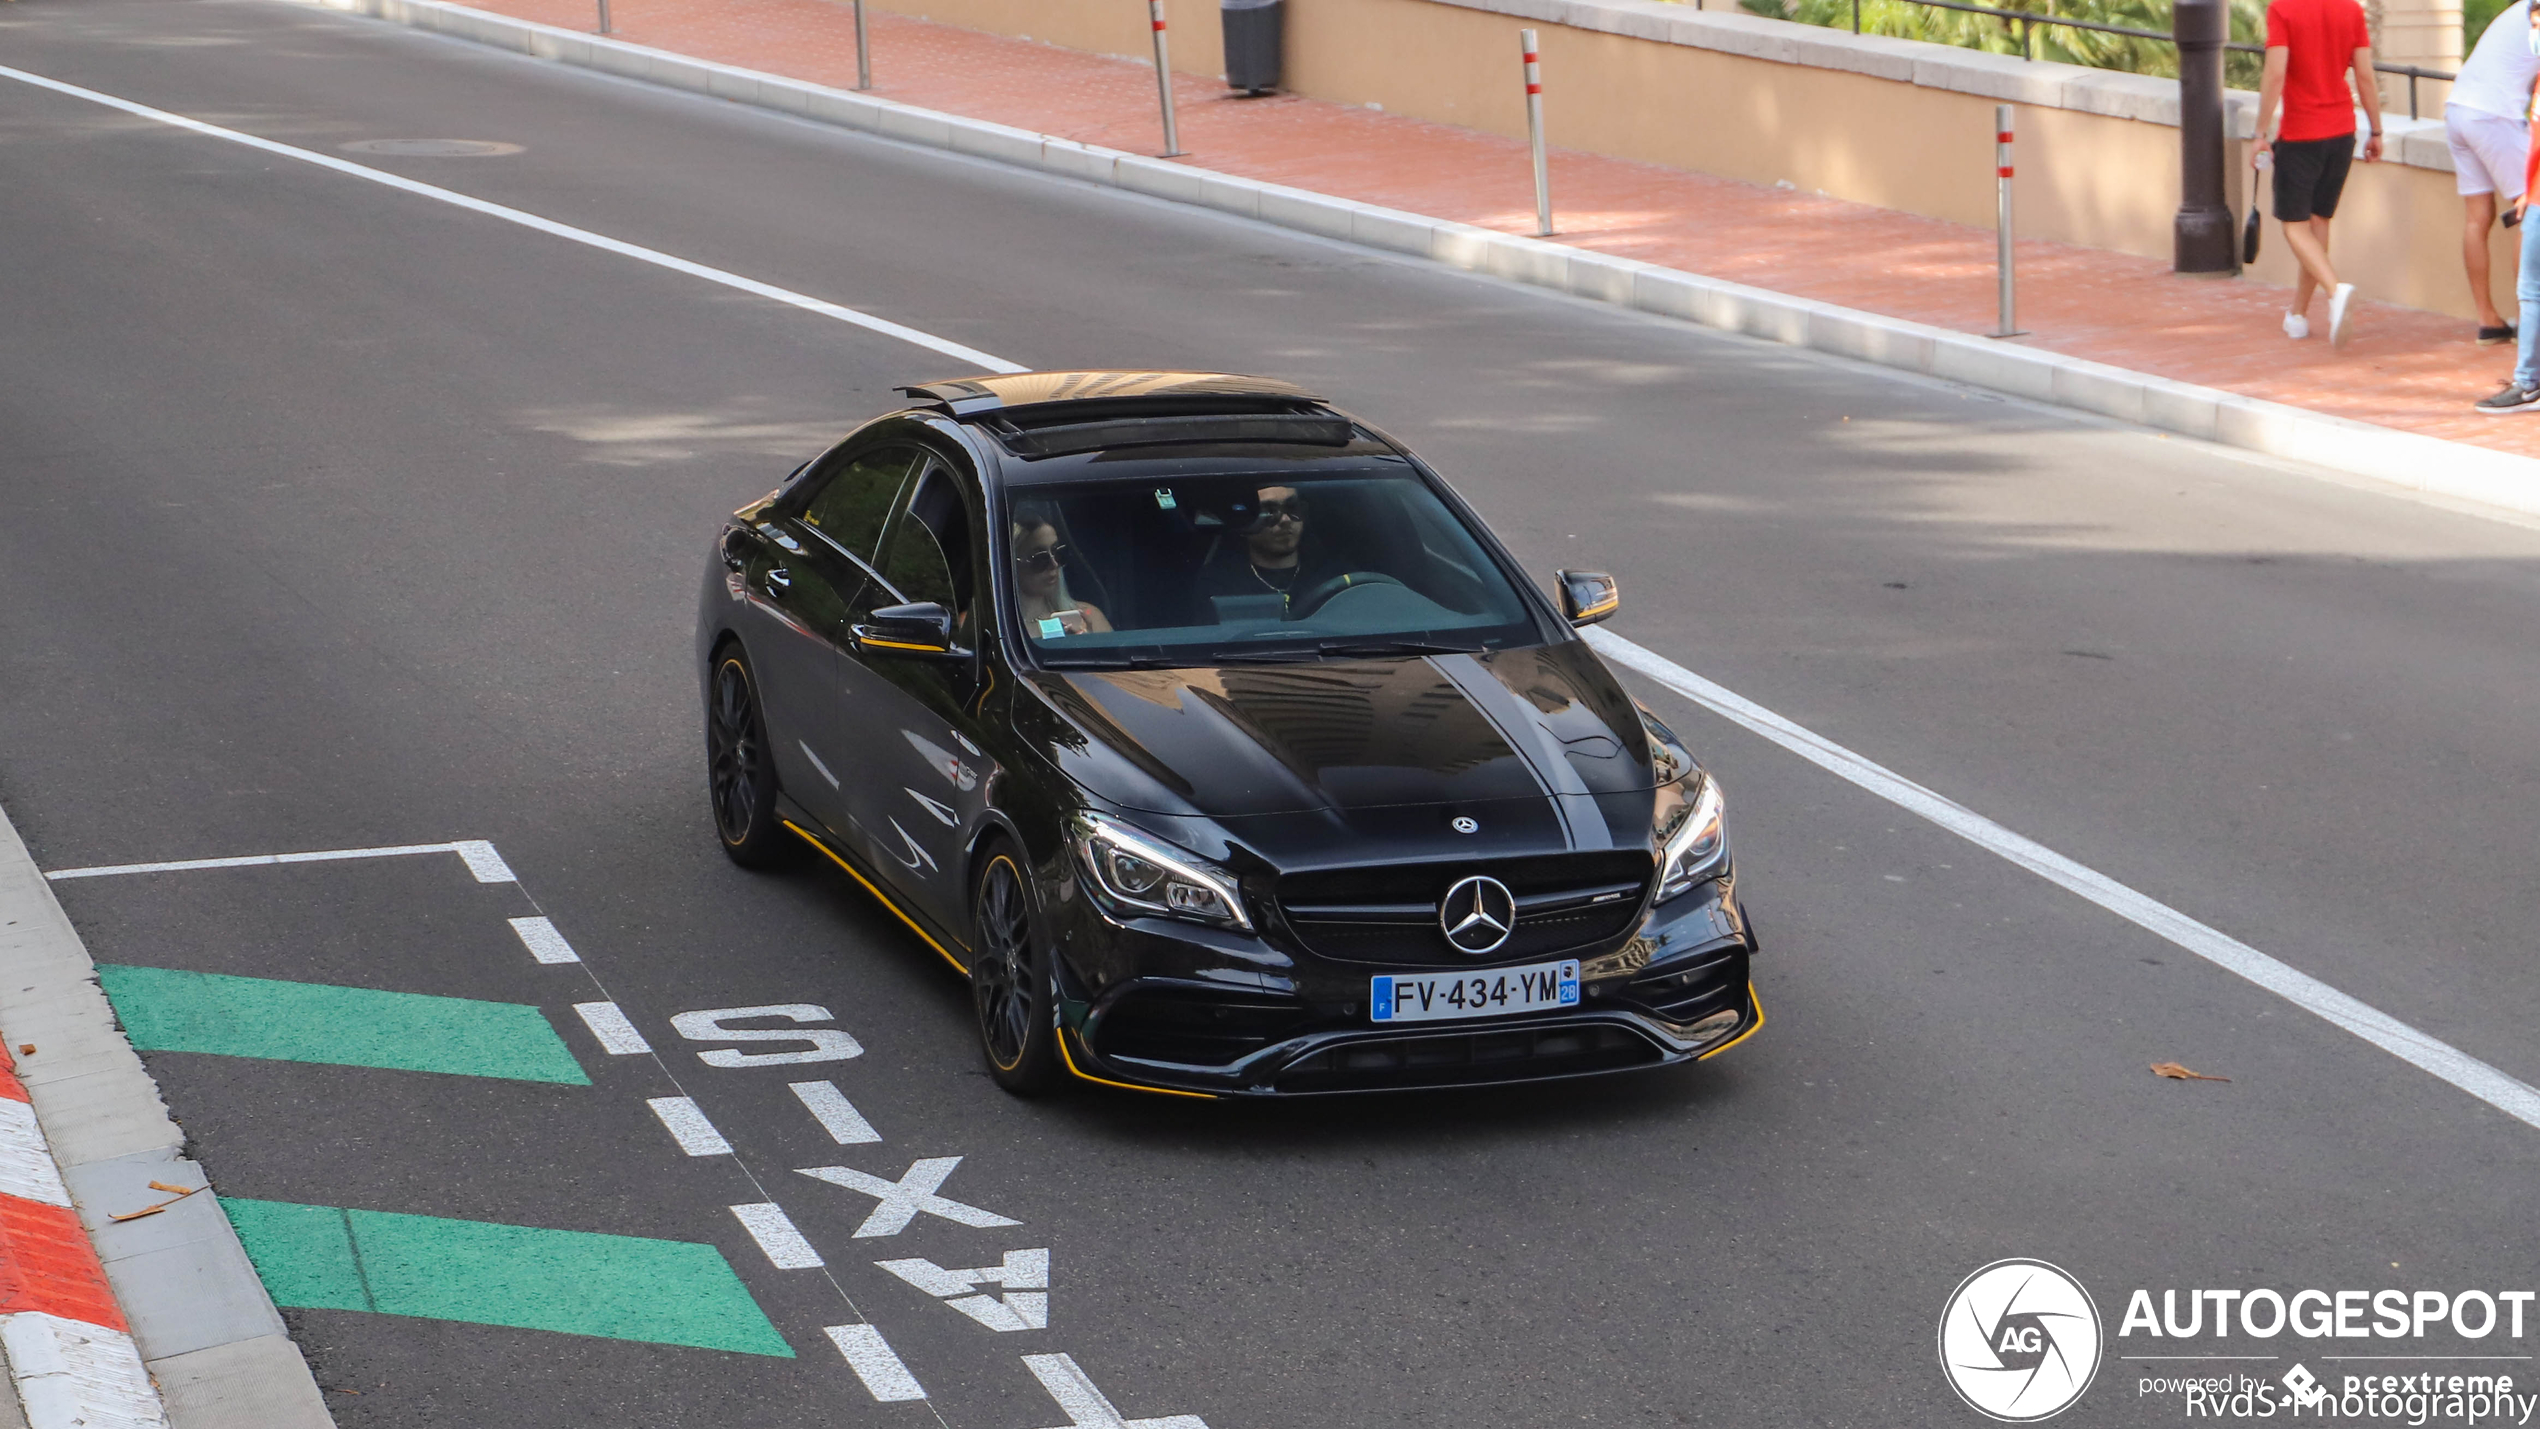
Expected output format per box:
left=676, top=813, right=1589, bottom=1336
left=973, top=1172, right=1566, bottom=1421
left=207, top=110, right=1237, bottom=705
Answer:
left=1282, top=571, right=1405, bottom=621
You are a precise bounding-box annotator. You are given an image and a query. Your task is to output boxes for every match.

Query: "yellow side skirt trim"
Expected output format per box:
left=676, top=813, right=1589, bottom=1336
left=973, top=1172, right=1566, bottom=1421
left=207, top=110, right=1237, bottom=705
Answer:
left=1058, top=1028, right=1217, bottom=1100
left=1695, top=982, right=1765, bottom=1060
left=785, top=820, right=969, bottom=976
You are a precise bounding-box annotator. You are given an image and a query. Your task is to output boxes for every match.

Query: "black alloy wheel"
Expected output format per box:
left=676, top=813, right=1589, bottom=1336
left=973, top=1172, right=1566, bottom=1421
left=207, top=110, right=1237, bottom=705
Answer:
left=970, top=846, right=1060, bottom=1094
left=706, top=648, right=786, bottom=867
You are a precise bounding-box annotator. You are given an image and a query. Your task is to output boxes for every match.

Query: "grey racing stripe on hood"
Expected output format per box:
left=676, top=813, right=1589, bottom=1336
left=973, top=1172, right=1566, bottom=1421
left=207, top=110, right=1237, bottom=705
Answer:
left=1425, top=654, right=1614, bottom=851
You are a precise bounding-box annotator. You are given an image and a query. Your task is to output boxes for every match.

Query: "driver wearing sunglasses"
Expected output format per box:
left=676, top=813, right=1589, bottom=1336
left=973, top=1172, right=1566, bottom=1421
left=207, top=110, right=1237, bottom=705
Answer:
left=1200, top=484, right=1323, bottom=608
left=1010, top=505, right=1111, bottom=637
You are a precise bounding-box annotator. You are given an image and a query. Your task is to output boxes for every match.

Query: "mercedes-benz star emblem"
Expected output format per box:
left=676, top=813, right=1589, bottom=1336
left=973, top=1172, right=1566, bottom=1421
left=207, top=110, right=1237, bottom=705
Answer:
left=1438, top=875, right=1517, bottom=955
left=1450, top=816, right=1479, bottom=834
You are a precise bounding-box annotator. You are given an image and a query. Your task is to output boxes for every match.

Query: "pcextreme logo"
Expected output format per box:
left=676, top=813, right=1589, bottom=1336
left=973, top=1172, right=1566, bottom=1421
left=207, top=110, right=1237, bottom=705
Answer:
left=1940, top=1259, right=2106, bottom=1422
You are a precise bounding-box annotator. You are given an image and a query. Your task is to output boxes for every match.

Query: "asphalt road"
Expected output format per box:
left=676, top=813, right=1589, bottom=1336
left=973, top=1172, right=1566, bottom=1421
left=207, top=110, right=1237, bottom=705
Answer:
left=3, top=1, right=2538, bottom=1425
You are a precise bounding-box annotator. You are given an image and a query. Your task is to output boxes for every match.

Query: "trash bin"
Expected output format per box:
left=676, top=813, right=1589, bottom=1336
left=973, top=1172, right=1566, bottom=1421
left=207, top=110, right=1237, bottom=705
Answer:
left=1221, top=0, right=1282, bottom=94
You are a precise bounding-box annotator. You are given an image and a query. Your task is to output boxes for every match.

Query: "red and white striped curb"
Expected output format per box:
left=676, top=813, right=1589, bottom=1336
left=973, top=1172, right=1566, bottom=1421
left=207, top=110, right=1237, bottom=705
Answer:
left=0, top=1046, right=168, bottom=1429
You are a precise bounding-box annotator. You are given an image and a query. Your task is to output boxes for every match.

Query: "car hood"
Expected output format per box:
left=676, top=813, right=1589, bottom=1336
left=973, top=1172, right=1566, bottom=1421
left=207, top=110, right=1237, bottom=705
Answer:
left=1020, top=641, right=1660, bottom=824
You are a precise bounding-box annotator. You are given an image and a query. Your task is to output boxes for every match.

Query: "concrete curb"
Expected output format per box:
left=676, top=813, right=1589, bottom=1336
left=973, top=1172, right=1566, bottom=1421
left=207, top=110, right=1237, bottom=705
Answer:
left=299, top=0, right=2540, bottom=519
left=0, top=806, right=333, bottom=1429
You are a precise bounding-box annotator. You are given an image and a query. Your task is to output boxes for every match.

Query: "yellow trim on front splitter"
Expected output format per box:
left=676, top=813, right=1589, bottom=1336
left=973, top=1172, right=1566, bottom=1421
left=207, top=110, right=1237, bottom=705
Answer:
left=1057, top=1027, right=1217, bottom=1099
left=1695, top=982, right=1765, bottom=1060
left=784, top=820, right=969, bottom=976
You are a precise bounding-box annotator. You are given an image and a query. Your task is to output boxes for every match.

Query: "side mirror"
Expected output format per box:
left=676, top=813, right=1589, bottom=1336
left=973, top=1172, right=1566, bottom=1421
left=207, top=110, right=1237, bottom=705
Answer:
left=1555, top=570, right=1619, bottom=627
left=854, top=602, right=968, bottom=658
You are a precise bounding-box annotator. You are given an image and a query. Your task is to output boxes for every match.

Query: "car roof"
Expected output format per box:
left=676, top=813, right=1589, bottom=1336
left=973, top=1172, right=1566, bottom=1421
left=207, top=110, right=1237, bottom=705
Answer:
left=898, top=370, right=1320, bottom=418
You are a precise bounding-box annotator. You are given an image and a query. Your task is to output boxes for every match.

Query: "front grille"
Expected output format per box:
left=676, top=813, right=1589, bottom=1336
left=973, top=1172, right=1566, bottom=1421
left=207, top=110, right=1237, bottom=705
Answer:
left=1276, top=851, right=1651, bottom=966
left=1093, top=988, right=1309, bottom=1068
left=1273, top=1023, right=1661, bottom=1092
left=1624, top=950, right=1744, bottom=1024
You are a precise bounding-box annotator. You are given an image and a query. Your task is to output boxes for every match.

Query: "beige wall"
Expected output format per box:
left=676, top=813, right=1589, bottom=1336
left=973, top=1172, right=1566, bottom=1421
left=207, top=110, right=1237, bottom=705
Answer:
left=891, top=0, right=1226, bottom=71
left=2376, top=0, right=2460, bottom=113
left=876, top=0, right=2498, bottom=320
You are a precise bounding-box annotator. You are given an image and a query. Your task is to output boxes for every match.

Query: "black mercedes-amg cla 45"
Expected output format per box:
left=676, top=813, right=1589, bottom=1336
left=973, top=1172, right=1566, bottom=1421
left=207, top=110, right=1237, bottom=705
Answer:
left=696, top=371, right=1759, bottom=1097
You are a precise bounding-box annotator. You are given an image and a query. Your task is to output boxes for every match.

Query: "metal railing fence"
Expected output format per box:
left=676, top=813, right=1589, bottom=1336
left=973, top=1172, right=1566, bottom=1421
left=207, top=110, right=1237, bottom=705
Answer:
left=1836, top=0, right=2455, bottom=119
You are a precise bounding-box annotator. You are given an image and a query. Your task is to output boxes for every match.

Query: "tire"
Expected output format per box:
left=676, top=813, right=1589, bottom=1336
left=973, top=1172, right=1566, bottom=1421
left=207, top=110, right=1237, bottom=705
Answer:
left=969, top=844, right=1061, bottom=1095
left=705, top=646, right=788, bottom=868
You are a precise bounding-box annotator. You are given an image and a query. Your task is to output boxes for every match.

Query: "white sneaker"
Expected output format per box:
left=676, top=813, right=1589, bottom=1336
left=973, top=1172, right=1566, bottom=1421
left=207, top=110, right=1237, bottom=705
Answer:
left=2283, top=310, right=2310, bottom=340
left=2329, top=283, right=2357, bottom=346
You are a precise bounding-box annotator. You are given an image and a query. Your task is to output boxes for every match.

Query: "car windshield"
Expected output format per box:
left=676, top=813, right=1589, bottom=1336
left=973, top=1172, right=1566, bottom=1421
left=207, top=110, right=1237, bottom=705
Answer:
left=1001, top=467, right=1545, bottom=667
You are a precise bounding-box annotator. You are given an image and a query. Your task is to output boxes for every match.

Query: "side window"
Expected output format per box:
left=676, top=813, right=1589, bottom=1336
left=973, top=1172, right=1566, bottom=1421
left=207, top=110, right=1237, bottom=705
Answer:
left=799, top=447, right=920, bottom=564
left=876, top=463, right=976, bottom=618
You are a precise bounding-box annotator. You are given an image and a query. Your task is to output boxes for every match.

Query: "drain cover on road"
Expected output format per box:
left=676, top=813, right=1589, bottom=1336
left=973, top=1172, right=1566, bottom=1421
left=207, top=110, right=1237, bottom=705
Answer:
left=339, top=139, right=524, bottom=156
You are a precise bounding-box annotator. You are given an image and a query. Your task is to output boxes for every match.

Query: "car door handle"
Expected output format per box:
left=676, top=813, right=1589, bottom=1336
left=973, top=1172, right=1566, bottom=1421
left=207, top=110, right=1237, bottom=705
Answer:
left=763, top=567, right=792, bottom=593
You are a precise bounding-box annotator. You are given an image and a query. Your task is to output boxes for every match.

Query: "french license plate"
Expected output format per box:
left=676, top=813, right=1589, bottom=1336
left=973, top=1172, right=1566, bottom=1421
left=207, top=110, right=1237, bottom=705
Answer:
left=1370, top=959, right=1580, bottom=1024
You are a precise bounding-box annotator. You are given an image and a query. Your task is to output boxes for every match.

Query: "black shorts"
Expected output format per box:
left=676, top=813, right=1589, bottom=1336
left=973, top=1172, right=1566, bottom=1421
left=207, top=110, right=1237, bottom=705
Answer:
left=2273, top=134, right=2356, bottom=223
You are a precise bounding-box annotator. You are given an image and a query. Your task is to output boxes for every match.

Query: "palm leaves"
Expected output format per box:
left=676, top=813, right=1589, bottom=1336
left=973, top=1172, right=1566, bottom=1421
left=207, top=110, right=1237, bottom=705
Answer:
left=1737, top=0, right=2269, bottom=88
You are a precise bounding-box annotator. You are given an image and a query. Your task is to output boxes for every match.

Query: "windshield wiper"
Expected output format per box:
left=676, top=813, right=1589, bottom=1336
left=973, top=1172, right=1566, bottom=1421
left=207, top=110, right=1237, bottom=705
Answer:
left=1208, top=648, right=1324, bottom=664
left=1036, top=654, right=1188, bottom=670
left=1314, top=640, right=1488, bottom=658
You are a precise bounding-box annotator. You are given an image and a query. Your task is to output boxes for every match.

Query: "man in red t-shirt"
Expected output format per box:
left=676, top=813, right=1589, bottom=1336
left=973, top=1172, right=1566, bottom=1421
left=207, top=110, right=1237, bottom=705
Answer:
left=2255, top=0, right=2383, bottom=346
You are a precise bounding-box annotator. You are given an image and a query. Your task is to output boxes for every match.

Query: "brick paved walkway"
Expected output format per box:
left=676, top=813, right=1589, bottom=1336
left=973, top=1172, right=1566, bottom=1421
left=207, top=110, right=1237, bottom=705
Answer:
left=484, top=0, right=2535, bottom=458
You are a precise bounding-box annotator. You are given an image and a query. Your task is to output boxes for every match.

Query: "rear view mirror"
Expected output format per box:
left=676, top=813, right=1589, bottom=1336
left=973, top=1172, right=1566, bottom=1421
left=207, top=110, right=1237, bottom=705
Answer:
left=854, top=602, right=967, bottom=658
left=1555, top=569, right=1619, bottom=627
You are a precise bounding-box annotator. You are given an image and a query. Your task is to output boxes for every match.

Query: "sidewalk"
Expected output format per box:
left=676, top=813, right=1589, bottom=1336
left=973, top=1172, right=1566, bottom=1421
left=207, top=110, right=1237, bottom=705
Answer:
left=472, top=0, right=2528, bottom=458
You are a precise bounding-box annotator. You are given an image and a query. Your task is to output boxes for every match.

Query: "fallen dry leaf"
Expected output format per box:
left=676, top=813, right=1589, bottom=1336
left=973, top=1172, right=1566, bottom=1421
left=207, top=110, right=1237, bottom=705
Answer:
left=108, top=1204, right=168, bottom=1223
left=2151, top=1061, right=2230, bottom=1083
left=146, top=1181, right=197, bottom=1198
left=15, top=1045, right=31, bottom=1056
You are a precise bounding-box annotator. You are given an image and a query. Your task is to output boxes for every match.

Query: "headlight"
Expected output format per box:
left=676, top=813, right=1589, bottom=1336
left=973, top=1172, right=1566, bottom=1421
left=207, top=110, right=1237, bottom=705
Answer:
left=1652, top=774, right=1726, bottom=902
left=1070, top=813, right=1252, bottom=931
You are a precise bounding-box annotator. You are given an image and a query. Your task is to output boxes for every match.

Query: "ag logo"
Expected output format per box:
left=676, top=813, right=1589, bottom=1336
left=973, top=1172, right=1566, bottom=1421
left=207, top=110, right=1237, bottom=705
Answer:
left=1938, top=1259, right=2102, bottom=1421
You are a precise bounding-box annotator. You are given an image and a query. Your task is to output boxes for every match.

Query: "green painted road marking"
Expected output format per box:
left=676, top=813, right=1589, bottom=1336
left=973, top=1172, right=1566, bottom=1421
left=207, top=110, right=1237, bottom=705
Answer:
left=224, top=1199, right=794, bottom=1357
left=96, top=965, right=589, bottom=1084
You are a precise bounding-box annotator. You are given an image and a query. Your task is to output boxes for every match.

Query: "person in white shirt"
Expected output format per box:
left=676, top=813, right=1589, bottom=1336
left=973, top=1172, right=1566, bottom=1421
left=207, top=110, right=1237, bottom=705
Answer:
left=2446, top=0, right=2539, bottom=344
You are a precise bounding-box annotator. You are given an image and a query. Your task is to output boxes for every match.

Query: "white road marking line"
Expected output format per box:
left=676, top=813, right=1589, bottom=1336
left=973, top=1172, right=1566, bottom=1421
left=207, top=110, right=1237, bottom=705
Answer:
left=729, top=1201, right=825, bottom=1269
left=571, top=1001, right=653, bottom=1055
left=796, top=1157, right=1021, bottom=1237
left=0, top=1100, right=72, bottom=1209
left=789, top=1080, right=882, bottom=1144
left=878, top=1250, right=1051, bottom=1331
left=1583, top=624, right=2540, bottom=1132
left=448, top=839, right=518, bottom=883
left=671, top=1006, right=863, bottom=1066
left=646, top=1096, right=734, bottom=1157
left=823, top=1324, right=928, bottom=1402
left=507, top=915, right=580, bottom=964
left=1021, top=1354, right=1207, bottom=1429
left=946, top=1290, right=1047, bottom=1332
left=42, top=841, right=461, bottom=881
left=0, top=63, right=1025, bottom=375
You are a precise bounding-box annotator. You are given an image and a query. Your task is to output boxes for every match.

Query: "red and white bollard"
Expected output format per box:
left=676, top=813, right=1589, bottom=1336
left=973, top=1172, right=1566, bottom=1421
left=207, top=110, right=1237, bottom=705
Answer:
left=1150, top=0, right=1184, bottom=158
left=1522, top=29, right=1552, bottom=237
left=1993, top=104, right=2024, bottom=338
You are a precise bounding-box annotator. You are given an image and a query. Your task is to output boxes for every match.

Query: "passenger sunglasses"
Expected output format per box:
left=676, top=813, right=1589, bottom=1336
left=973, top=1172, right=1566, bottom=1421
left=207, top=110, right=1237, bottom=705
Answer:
left=1013, top=544, right=1067, bottom=574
